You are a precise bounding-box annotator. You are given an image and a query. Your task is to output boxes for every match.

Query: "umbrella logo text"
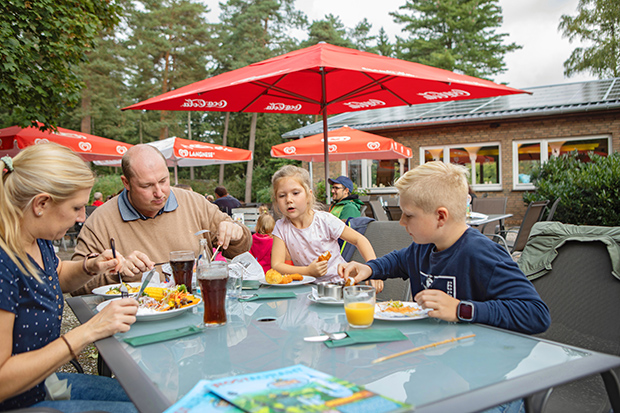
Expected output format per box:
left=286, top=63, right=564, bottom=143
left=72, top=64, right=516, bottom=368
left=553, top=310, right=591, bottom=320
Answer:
left=78, top=142, right=92, bottom=152
left=367, top=142, right=381, bottom=150
left=418, top=89, right=470, bottom=100
left=265, top=103, right=302, bottom=112
left=181, top=99, right=227, bottom=109
left=324, top=136, right=351, bottom=143
left=342, top=99, right=385, bottom=110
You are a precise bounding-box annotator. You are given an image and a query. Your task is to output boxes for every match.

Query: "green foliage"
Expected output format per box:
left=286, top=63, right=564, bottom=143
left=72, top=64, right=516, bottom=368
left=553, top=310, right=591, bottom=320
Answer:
left=0, top=0, right=121, bottom=130
left=91, top=174, right=125, bottom=202
left=559, top=0, right=620, bottom=78
left=391, top=0, right=521, bottom=80
left=523, top=152, right=620, bottom=225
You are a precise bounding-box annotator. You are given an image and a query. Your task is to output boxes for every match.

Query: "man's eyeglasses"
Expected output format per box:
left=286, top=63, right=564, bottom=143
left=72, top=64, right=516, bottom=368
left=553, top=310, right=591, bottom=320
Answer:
left=331, top=185, right=344, bottom=190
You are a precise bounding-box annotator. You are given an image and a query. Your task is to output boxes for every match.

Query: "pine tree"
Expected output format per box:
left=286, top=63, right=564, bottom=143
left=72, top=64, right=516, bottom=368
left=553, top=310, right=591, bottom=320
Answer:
left=559, top=0, right=620, bottom=79
left=391, top=0, right=520, bottom=80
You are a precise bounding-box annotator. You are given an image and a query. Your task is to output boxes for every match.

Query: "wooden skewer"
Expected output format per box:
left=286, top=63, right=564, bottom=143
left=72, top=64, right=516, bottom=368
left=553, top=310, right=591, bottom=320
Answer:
left=210, top=244, right=222, bottom=262
left=371, top=334, right=476, bottom=364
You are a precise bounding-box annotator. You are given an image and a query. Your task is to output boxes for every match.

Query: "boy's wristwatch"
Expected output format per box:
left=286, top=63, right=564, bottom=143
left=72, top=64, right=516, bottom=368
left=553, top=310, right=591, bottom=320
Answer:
left=457, top=300, right=475, bottom=322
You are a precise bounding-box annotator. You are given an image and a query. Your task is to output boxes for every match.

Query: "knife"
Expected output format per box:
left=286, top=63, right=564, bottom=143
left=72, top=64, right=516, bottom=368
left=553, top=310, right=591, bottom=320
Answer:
left=136, top=269, right=156, bottom=298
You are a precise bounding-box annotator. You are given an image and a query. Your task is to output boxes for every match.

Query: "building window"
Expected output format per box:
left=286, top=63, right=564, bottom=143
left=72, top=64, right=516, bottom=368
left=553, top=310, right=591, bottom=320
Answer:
left=513, top=135, right=611, bottom=190
left=347, top=159, right=409, bottom=190
left=421, top=143, right=502, bottom=191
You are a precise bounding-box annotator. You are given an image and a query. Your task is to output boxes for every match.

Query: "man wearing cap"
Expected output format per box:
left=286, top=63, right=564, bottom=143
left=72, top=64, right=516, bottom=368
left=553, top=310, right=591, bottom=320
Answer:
left=328, top=176, right=365, bottom=222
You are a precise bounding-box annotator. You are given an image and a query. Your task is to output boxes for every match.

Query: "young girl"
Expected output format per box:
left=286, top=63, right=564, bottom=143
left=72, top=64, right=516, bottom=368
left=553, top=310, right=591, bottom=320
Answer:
left=270, top=165, right=380, bottom=287
left=250, top=213, right=276, bottom=274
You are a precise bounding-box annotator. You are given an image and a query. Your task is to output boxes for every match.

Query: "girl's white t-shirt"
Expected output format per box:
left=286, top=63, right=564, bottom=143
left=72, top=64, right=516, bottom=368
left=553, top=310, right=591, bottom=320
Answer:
left=272, top=211, right=346, bottom=283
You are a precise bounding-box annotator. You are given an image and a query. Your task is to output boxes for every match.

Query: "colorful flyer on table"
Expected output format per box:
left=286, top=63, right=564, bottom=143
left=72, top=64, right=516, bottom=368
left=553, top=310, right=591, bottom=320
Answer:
left=206, top=364, right=412, bottom=413
left=163, top=380, right=243, bottom=413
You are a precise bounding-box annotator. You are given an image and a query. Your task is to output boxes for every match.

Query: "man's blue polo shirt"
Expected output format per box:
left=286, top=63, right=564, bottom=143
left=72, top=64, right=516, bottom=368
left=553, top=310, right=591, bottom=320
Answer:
left=118, top=189, right=178, bottom=221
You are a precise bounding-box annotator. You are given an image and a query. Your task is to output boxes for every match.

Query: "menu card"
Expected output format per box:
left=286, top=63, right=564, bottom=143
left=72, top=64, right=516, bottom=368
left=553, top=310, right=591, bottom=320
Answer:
left=163, top=380, right=242, bottom=413
left=165, top=364, right=411, bottom=413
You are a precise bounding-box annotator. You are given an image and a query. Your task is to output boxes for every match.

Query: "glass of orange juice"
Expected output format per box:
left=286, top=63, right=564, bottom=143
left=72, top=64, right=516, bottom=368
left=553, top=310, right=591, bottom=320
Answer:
left=343, top=285, right=376, bottom=328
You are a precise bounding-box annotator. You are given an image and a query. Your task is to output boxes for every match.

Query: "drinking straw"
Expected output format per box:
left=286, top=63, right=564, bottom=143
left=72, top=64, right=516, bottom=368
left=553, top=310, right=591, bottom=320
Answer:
left=371, top=334, right=476, bottom=364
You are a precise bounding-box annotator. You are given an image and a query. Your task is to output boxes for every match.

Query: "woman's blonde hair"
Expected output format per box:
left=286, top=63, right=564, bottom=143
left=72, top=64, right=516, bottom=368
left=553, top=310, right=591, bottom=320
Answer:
left=255, top=213, right=275, bottom=235
left=395, top=161, right=469, bottom=221
left=0, top=143, right=95, bottom=280
left=271, top=165, right=321, bottom=214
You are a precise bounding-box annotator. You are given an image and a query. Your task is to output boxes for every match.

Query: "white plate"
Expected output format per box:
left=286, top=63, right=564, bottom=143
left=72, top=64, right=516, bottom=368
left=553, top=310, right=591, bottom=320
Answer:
left=259, top=275, right=314, bottom=287
left=96, top=296, right=201, bottom=322
left=92, top=282, right=142, bottom=298
left=374, top=301, right=431, bottom=321
left=307, top=292, right=343, bottom=306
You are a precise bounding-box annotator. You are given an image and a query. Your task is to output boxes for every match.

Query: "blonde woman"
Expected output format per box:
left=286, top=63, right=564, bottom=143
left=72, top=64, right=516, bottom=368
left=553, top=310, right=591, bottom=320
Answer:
left=0, top=144, right=138, bottom=412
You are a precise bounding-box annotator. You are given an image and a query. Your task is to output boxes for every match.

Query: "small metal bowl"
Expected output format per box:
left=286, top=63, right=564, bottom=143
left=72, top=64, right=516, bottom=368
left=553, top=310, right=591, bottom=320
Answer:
left=316, top=281, right=331, bottom=297
left=323, top=283, right=343, bottom=300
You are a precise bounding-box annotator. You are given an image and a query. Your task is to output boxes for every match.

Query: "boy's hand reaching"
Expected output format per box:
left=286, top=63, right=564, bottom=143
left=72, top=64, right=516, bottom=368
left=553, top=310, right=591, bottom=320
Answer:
left=338, top=262, right=373, bottom=285
left=307, top=258, right=328, bottom=277
left=414, top=289, right=460, bottom=322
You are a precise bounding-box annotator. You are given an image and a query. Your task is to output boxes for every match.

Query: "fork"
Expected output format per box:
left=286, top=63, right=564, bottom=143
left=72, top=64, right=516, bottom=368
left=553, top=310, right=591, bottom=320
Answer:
left=321, top=329, right=342, bottom=341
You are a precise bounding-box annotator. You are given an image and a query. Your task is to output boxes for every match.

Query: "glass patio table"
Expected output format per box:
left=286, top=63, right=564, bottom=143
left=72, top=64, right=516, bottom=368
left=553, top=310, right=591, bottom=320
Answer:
left=67, top=285, right=620, bottom=413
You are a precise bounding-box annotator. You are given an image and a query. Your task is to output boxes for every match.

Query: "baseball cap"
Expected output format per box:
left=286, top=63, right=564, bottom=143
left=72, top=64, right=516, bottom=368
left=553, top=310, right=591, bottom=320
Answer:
left=328, top=176, right=354, bottom=192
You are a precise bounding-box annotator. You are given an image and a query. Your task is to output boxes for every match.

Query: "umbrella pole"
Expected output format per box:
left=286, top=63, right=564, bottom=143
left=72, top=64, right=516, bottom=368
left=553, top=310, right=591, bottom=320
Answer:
left=321, top=67, right=331, bottom=205
left=174, top=164, right=178, bottom=185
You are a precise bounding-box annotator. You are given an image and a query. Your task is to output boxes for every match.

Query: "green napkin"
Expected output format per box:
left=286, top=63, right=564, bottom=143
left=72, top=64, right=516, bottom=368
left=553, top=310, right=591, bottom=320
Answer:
left=238, top=292, right=297, bottom=302
left=123, top=325, right=203, bottom=347
left=324, top=328, right=408, bottom=348
left=242, top=280, right=261, bottom=290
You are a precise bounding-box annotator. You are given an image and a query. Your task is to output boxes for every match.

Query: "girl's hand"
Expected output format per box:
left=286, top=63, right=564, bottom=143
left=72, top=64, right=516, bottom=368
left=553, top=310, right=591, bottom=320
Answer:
left=414, top=289, right=460, bottom=322
left=307, top=258, right=328, bottom=277
left=83, top=298, right=138, bottom=342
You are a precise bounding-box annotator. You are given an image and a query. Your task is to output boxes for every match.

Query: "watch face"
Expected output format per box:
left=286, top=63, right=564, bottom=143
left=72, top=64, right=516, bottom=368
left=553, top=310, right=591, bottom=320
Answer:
left=459, top=302, right=473, bottom=320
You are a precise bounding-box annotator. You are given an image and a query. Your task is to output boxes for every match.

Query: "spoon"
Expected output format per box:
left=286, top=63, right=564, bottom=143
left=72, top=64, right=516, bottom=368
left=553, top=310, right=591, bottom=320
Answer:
left=304, top=331, right=348, bottom=342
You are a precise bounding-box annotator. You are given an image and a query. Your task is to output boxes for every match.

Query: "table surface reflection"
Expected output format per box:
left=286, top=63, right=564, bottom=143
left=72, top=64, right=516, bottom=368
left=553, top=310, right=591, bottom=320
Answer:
left=67, top=285, right=620, bottom=413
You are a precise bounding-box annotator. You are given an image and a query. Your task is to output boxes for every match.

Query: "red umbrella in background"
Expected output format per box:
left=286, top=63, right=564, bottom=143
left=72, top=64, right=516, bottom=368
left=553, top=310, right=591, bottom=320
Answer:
left=271, top=126, right=412, bottom=162
left=95, top=136, right=253, bottom=184
left=123, top=42, right=528, bottom=200
left=0, top=122, right=132, bottom=162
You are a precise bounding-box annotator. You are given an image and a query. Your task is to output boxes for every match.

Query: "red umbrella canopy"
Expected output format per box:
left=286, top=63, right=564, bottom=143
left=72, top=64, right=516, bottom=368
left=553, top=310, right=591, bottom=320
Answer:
left=0, top=122, right=132, bottom=162
left=123, top=42, right=527, bottom=115
left=148, top=136, right=252, bottom=167
left=271, top=126, right=412, bottom=162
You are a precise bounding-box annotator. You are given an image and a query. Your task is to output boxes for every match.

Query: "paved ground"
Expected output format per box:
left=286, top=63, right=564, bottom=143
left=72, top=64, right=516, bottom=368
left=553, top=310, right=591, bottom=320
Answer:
left=57, top=246, right=99, bottom=375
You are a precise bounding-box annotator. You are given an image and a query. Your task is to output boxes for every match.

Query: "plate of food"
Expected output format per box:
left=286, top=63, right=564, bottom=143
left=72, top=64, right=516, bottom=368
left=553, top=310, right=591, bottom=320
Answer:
left=374, top=301, right=431, bottom=321
left=92, top=282, right=142, bottom=298
left=96, top=285, right=201, bottom=321
left=260, top=269, right=314, bottom=287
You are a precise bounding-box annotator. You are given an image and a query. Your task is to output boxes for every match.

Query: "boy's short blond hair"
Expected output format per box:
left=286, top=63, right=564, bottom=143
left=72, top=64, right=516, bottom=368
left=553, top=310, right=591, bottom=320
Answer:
left=395, top=161, right=469, bottom=221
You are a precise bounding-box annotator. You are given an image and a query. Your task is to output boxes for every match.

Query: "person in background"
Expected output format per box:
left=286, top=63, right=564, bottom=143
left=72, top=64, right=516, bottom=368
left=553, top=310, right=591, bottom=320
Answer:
left=71, top=145, right=251, bottom=295
left=92, top=191, right=104, bottom=207
left=328, top=176, right=364, bottom=222
left=250, top=213, right=276, bottom=274
left=214, top=186, right=241, bottom=216
left=205, top=194, right=215, bottom=202
left=258, top=204, right=269, bottom=215
left=0, top=145, right=138, bottom=412
left=270, top=165, right=382, bottom=291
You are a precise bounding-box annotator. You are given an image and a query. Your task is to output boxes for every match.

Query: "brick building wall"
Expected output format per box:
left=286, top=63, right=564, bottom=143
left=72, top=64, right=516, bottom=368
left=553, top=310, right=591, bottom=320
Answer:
left=374, top=109, right=620, bottom=225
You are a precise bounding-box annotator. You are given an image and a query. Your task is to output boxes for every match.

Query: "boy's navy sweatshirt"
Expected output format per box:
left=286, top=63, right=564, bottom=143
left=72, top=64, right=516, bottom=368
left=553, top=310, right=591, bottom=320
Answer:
left=368, top=227, right=551, bottom=334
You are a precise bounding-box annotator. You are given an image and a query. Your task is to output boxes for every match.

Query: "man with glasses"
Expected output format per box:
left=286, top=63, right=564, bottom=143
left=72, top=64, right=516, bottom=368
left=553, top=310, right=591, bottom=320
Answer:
left=328, top=176, right=365, bottom=222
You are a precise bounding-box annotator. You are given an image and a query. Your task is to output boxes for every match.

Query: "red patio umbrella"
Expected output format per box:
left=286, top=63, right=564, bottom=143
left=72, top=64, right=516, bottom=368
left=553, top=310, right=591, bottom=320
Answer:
left=95, top=136, right=253, bottom=184
left=271, top=126, right=412, bottom=162
left=0, top=122, right=132, bottom=162
left=123, top=42, right=528, bottom=199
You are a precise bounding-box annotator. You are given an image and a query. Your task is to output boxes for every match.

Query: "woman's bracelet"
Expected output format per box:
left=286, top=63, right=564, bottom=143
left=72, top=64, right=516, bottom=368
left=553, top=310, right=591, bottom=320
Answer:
left=60, top=335, right=77, bottom=360
left=82, top=253, right=100, bottom=276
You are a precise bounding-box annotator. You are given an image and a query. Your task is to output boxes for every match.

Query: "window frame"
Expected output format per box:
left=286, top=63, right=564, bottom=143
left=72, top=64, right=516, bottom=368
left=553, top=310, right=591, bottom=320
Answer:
left=420, top=142, right=503, bottom=192
left=512, top=134, right=612, bottom=191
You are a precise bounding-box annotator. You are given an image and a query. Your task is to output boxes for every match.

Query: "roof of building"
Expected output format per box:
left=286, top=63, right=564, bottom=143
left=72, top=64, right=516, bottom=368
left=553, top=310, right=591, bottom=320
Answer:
left=282, top=78, right=620, bottom=139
